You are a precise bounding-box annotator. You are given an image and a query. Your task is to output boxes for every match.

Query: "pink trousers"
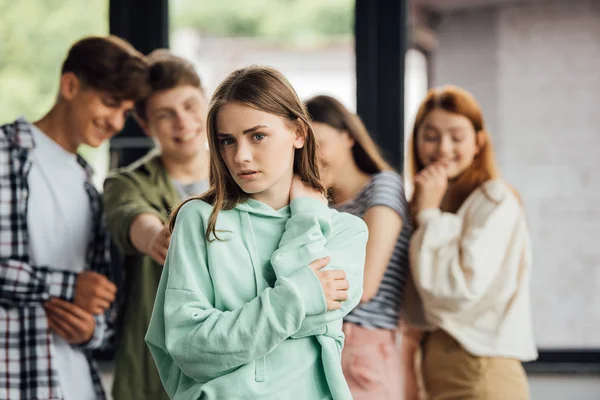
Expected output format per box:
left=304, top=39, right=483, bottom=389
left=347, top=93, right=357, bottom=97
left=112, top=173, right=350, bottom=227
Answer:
left=341, top=323, right=404, bottom=400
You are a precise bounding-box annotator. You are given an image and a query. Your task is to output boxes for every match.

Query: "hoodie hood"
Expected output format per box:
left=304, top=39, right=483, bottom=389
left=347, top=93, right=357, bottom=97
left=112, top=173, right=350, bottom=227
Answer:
left=234, top=198, right=291, bottom=219
left=233, top=197, right=291, bottom=302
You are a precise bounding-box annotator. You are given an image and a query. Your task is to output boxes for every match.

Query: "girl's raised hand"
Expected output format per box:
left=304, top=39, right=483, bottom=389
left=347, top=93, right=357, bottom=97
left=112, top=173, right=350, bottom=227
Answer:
left=413, top=163, right=448, bottom=212
left=290, top=175, right=327, bottom=204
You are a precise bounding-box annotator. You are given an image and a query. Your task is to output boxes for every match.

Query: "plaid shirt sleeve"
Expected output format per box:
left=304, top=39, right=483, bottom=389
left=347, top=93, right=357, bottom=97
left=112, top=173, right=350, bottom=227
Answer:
left=0, top=208, right=114, bottom=351
left=0, top=260, right=79, bottom=307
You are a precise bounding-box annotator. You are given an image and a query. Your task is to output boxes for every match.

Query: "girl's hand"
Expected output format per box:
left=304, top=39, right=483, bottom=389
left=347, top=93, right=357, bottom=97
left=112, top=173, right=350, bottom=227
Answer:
left=290, top=175, right=327, bottom=205
left=413, top=163, right=448, bottom=213
left=309, top=256, right=349, bottom=311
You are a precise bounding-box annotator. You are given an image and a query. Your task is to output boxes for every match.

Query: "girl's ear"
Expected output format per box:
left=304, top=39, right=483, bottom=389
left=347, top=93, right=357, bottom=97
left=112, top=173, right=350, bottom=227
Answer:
left=293, top=120, right=307, bottom=149
left=475, top=130, right=487, bottom=155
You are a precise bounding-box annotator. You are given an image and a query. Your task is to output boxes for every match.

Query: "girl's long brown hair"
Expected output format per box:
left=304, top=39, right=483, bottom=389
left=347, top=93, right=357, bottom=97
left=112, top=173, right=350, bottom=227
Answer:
left=305, top=95, right=392, bottom=174
left=169, top=66, right=325, bottom=240
left=407, top=85, right=501, bottom=213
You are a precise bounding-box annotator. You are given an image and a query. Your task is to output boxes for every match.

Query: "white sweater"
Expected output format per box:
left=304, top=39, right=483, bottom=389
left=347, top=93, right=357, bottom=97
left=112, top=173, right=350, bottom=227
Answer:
left=405, top=180, right=537, bottom=361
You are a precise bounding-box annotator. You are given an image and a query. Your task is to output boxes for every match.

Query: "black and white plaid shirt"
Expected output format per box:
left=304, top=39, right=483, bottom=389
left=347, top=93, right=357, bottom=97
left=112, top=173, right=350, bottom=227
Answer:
left=0, top=118, right=115, bottom=400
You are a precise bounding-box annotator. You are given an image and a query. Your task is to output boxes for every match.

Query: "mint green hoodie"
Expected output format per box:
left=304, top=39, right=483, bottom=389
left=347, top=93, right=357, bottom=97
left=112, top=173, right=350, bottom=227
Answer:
left=145, top=197, right=367, bottom=399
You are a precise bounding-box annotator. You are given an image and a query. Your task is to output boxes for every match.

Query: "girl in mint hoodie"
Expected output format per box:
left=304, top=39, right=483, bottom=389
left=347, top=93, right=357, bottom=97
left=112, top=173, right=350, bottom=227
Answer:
left=145, top=66, right=368, bottom=400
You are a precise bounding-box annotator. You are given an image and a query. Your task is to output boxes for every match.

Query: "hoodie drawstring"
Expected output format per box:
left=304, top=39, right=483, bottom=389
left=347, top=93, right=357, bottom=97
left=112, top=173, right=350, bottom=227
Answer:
left=240, top=212, right=267, bottom=382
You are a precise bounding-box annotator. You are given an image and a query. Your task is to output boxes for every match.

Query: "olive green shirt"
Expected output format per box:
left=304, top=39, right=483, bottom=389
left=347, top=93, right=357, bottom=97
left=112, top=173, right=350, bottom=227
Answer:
left=103, top=152, right=206, bottom=400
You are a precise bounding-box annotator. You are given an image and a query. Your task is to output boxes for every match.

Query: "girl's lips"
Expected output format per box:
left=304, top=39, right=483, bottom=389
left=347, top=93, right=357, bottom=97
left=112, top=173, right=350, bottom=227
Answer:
left=238, top=171, right=260, bottom=180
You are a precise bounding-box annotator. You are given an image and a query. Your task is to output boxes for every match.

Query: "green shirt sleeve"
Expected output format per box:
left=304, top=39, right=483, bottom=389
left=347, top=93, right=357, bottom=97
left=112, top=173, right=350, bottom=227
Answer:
left=103, top=173, right=165, bottom=255
left=271, top=198, right=368, bottom=338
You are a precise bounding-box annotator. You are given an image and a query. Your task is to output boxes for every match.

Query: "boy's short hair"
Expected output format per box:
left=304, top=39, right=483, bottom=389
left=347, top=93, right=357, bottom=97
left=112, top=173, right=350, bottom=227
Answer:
left=134, top=49, right=204, bottom=121
left=61, top=35, right=149, bottom=101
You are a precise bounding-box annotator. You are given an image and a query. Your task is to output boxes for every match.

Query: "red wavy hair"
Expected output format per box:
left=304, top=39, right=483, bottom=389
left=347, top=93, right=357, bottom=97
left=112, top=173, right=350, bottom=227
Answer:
left=407, top=85, right=502, bottom=213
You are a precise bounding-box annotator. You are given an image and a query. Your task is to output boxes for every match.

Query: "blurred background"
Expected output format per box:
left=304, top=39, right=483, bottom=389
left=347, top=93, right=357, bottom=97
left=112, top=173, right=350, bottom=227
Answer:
left=1, top=0, right=599, bottom=398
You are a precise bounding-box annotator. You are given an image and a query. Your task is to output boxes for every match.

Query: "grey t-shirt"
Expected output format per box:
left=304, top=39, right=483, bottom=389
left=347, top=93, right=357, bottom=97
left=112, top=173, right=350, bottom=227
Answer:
left=336, top=171, right=412, bottom=330
left=172, top=179, right=209, bottom=199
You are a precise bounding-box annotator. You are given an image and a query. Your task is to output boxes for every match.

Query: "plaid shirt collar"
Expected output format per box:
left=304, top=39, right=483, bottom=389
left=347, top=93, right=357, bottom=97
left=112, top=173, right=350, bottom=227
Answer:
left=0, top=118, right=113, bottom=400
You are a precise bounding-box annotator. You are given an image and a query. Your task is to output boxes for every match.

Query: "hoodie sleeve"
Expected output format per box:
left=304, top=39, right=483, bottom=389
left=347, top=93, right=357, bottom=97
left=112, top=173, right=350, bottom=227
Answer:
left=145, top=200, right=326, bottom=386
left=271, top=198, right=368, bottom=338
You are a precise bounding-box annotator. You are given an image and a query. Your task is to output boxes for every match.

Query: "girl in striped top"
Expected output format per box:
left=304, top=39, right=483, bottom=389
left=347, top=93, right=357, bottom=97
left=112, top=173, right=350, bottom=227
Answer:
left=306, top=95, right=411, bottom=400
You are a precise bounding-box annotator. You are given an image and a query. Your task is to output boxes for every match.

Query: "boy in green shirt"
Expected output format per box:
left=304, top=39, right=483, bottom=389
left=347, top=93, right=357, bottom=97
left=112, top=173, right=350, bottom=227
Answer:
left=103, top=49, right=209, bottom=400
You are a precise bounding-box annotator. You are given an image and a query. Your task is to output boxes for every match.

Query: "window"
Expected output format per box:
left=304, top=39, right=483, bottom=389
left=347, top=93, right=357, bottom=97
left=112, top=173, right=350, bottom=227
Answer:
left=170, top=0, right=356, bottom=109
left=0, top=0, right=109, bottom=188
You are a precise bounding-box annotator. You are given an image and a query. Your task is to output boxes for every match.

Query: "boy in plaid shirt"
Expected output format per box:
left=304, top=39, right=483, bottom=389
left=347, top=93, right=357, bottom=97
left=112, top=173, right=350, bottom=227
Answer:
left=0, top=36, right=148, bottom=400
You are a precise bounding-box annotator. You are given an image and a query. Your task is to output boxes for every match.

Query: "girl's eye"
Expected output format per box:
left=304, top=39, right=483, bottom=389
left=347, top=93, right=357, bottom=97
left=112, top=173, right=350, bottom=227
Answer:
left=220, top=138, right=234, bottom=146
left=252, top=133, right=265, bottom=141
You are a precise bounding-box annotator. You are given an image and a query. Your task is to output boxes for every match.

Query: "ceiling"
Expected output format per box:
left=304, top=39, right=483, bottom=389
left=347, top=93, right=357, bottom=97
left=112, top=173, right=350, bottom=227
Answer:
left=415, top=0, right=562, bottom=11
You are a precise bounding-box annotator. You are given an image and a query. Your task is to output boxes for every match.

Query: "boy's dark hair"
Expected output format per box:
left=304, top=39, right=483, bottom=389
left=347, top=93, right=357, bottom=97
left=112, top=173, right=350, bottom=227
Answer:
left=61, top=35, right=149, bottom=101
left=134, top=49, right=204, bottom=121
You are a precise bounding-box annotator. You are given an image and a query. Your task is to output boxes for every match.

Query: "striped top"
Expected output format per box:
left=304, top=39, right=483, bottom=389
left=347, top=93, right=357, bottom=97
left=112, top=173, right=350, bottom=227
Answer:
left=336, top=171, right=411, bottom=330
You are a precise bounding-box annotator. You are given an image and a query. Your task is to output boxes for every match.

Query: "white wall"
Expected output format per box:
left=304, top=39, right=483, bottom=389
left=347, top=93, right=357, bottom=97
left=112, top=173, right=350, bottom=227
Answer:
left=431, top=0, right=600, bottom=349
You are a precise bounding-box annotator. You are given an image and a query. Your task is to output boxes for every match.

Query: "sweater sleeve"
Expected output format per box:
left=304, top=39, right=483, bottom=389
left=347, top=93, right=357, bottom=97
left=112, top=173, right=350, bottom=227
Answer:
left=410, top=183, right=522, bottom=313
left=145, top=201, right=326, bottom=386
left=271, top=198, right=368, bottom=338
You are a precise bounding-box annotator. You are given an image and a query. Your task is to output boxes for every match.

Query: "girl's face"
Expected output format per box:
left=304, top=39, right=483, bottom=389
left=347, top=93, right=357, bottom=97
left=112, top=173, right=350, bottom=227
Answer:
left=312, top=122, right=354, bottom=189
left=216, top=103, right=305, bottom=206
left=416, top=109, right=479, bottom=179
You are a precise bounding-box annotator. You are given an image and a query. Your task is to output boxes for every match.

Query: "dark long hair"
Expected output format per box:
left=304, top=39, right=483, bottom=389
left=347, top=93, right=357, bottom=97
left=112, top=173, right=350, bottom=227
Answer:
left=305, top=95, right=392, bottom=174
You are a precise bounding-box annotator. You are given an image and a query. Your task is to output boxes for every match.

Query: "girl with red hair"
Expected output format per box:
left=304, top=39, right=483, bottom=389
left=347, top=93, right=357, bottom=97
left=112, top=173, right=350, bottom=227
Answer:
left=402, top=86, right=537, bottom=400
